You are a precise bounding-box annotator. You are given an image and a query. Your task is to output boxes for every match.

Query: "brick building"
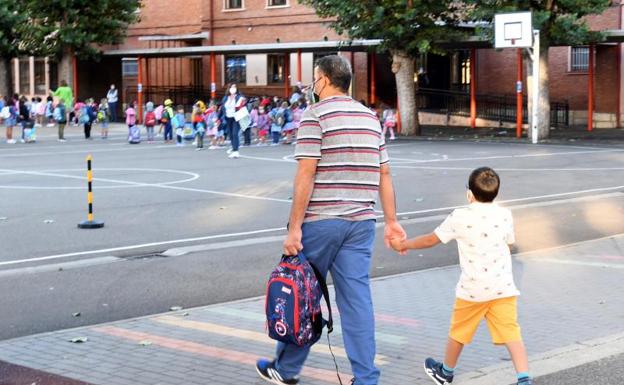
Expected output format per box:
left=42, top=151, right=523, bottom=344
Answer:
left=10, top=0, right=624, bottom=129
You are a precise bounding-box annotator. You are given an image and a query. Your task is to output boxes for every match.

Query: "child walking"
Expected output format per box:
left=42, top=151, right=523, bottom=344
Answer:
left=173, top=105, right=186, bottom=146
left=382, top=105, right=397, bottom=140
left=391, top=167, right=532, bottom=385
left=192, top=100, right=206, bottom=150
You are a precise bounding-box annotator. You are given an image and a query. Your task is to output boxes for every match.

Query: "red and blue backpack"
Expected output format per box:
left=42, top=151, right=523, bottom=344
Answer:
left=265, top=253, right=333, bottom=346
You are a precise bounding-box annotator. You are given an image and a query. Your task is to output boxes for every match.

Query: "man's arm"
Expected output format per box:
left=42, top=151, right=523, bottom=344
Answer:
left=379, top=163, right=406, bottom=251
left=283, top=158, right=318, bottom=256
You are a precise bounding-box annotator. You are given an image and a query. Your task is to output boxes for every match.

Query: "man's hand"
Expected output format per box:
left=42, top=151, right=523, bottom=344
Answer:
left=283, top=227, right=303, bottom=256
left=384, top=220, right=407, bottom=255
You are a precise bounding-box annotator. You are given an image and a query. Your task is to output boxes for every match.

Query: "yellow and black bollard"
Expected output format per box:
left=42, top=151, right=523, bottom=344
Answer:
left=78, top=154, right=105, bottom=229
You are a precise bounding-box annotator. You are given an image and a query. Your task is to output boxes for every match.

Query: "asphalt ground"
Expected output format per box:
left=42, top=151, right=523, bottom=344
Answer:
left=0, top=124, right=622, bottom=341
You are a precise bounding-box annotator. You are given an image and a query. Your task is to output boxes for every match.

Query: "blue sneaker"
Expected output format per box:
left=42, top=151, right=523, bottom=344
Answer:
left=424, top=357, right=453, bottom=384
left=255, top=359, right=299, bottom=385
left=517, top=377, right=533, bottom=385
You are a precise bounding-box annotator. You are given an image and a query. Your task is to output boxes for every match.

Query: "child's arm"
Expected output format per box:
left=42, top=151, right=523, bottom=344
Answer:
left=390, top=232, right=441, bottom=252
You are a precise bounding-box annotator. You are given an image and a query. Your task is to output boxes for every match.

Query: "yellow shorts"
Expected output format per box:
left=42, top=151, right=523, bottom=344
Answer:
left=449, top=296, right=522, bottom=345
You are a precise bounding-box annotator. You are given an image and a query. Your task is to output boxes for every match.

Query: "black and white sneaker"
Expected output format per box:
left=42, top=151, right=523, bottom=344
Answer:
left=424, top=357, right=453, bottom=385
left=255, top=359, right=299, bottom=385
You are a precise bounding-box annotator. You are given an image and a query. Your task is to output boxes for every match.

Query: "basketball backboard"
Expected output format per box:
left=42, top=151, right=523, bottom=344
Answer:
left=494, top=12, right=533, bottom=49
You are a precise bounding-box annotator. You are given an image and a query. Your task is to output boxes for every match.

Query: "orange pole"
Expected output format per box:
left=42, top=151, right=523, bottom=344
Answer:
left=396, top=95, right=401, bottom=133
left=297, top=49, right=302, bottom=83
left=210, top=53, right=216, bottom=100
left=72, top=55, right=78, bottom=99
left=470, top=48, right=476, bottom=129
left=137, top=57, right=143, bottom=124
left=284, top=53, right=290, bottom=98
left=370, top=53, right=377, bottom=106
left=516, top=49, right=523, bottom=138
left=588, top=45, right=594, bottom=132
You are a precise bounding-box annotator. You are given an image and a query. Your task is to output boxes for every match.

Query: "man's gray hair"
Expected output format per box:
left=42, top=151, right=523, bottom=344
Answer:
left=315, top=55, right=352, bottom=92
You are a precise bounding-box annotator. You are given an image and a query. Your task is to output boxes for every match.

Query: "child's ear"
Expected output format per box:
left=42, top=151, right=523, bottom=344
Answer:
left=466, top=189, right=475, bottom=203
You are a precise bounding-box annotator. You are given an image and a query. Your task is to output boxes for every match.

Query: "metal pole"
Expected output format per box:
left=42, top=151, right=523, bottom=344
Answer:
left=370, top=53, right=377, bottom=106
left=210, top=53, right=216, bottom=100
left=470, top=48, right=477, bottom=129
left=78, top=155, right=104, bottom=229
left=138, top=57, right=143, bottom=124
left=588, top=44, right=595, bottom=132
left=516, top=48, right=523, bottom=138
left=531, top=29, right=540, bottom=144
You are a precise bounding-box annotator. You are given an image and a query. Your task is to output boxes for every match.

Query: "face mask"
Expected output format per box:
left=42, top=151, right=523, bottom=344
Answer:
left=229, top=87, right=237, bottom=95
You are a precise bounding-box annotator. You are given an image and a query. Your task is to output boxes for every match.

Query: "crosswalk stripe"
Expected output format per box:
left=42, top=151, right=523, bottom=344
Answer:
left=154, top=315, right=388, bottom=365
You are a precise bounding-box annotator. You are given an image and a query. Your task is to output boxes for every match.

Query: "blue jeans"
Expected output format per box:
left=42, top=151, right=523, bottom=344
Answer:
left=226, top=117, right=240, bottom=151
left=274, top=219, right=380, bottom=385
left=164, top=122, right=172, bottom=141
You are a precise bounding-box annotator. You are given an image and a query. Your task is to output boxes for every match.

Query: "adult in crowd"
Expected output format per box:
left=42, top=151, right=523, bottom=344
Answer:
left=107, top=84, right=119, bottom=122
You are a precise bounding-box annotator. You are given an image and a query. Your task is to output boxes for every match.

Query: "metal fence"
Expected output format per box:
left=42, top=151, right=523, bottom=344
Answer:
left=416, top=87, right=569, bottom=127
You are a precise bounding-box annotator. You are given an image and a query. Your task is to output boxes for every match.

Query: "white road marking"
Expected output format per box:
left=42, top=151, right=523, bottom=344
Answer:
left=3, top=193, right=622, bottom=268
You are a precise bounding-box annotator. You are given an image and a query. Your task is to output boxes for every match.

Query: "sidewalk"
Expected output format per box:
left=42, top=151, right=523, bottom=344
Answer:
left=0, top=235, right=622, bottom=385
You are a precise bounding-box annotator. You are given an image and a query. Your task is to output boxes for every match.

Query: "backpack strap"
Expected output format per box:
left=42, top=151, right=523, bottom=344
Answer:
left=309, top=263, right=334, bottom=334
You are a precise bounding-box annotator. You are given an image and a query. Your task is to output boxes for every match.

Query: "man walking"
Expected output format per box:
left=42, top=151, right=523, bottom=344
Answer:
left=256, top=55, right=406, bottom=385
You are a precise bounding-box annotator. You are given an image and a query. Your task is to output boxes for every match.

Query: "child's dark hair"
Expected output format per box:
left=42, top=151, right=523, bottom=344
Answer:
left=468, top=167, right=500, bottom=202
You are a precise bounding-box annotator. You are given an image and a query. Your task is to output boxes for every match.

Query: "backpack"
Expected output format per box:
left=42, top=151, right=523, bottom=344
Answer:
left=161, top=108, right=171, bottom=124
left=79, top=107, right=90, bottom=124
left=0, top=106, right=9, bottom=119
left=145, top=111, right=156, bottom=127
left=54, top=105, right=66, bottom=123
left=97, top=110, right=106, bottom=122
left=275, top=109, right=286, bottom=127
left=265, top=253, right=333, bottom=347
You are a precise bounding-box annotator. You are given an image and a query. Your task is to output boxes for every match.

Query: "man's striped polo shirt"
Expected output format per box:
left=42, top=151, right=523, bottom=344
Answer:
left=294, top=95, right=389, bottom=222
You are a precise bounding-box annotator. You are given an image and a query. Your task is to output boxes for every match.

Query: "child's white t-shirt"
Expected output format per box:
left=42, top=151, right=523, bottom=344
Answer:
left=434, top=202, right=520, bottom=302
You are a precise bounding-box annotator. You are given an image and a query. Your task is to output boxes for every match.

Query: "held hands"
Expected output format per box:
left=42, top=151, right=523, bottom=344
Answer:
left=384, top=220, right=408, bottom=255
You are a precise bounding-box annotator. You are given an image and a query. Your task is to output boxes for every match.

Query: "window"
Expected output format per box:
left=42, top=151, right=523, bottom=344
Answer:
left=268, top=55, right=285, bottom=83
left=122, top=59, right=138, bottom=77
left=225, top=0, right=243, bottom=9
left=34, top=58, right=46, bottom=94
left=19, top=58, right=30, bottom=95
left=570, top=47, right=589, bottom=72
left=225, top=55, right=246, bottom=84
left=268, top=0, right=287, bottom=6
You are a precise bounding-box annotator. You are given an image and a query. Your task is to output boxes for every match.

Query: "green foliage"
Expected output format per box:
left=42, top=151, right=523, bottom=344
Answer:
left=299, top=0, right=468, bottom=56
left=17, top=0, right=142, bottom=58
left=468, top=0, right=611, bottom=47
left=0, top=1, right=26, bottom=57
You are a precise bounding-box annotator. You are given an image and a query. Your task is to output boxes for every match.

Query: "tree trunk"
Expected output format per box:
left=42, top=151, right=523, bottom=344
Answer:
left=0, top=58, right=12, bottom=98
left=391, top=51, right=419, bottom=136
left=537, top=46, right=550, bottom=139
left=58, top=47, right=74, bottom=93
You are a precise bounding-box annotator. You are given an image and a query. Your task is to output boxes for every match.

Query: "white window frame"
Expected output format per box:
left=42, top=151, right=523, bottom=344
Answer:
left=266, top=0, right=289, bottom=9
left=223, top=0, right=245, bottom=12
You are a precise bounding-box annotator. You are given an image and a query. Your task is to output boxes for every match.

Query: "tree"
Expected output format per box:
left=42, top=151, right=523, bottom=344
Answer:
left=299, top=0, right=466, bottom=135
left=18, top=0, right=141, bottom=92
left=470, top=0, right=610, bottom=139
left=0, top=0, right=26, bottom=97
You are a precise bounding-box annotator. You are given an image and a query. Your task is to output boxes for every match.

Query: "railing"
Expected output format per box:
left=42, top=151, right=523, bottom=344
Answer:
left=416, top=87, right=569, bottom=127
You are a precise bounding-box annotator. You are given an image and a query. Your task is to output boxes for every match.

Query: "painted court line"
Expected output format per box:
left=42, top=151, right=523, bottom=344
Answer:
left=153, top=315, right=388, bottom=365
left=93, top=325, right=351, bottom=384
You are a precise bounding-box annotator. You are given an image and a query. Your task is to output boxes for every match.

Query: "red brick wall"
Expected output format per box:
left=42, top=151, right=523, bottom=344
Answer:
left=595, top=45, right=619, bottom=113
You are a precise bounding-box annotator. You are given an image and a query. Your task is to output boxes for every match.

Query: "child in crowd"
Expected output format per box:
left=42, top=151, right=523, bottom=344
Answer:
left=192, top=100, right=206, bottom=150
left=284, top=101, right=303, bottom=145
left=162, top=99, right=175, bottom=143
left=98, top=98, right=110, bottom=139
left=126, top=101, right=139, bottom=144
left=154, top=103, right=164, bottom=137
left=269, top=101, right=289, bottom=146
left=390, top=167, right=532, bottom=385
left=45, top=96, right=55, bottom=127
left=382, top=105, right=397, bottom=140
left=173, top=105, right=186, bottom=146
left=144, top=101, right=157, bottom=142
left=203, top=100, right=220, bottom=149
left=53, top=99, right=67, bottom=142
left=247, top=101, right=259, bottom=146
left=2, top=96, right=17, bottom=144
left=256, top=105, right=270, bottom=145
